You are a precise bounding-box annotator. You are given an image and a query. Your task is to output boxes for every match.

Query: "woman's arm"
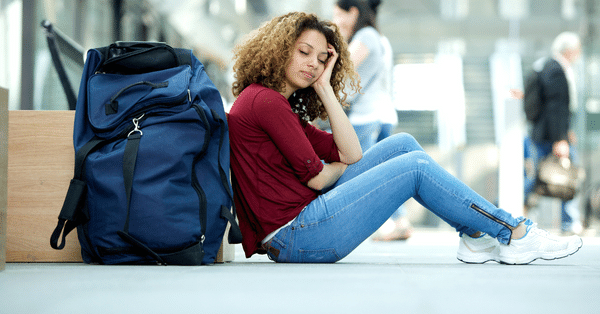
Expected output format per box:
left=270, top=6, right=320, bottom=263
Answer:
left=307, top=162, right=348, bottom=191
left=312, top=44, right=363, bottom=165
left=348, top=40, right=369, bottom=68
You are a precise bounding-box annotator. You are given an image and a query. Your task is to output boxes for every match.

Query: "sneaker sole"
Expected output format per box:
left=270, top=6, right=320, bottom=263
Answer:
left=456, top=237, right=500, bottom=264
left=457, top=255, right=498, bottom=264
left=499, top=238, right=583, bottom=265
left=457, top=247, right=499, bottom=264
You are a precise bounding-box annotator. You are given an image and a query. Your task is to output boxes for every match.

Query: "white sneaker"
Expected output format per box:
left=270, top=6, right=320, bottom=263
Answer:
left=457, top=232, right=500, bottom=264
left=499, top=220, right=583, bottom=265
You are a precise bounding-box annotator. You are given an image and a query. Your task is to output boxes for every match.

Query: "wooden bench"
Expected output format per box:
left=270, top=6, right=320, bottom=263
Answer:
left=0, top=88, right=7, bottom=271
left=5, top=110, right=234, bottom=263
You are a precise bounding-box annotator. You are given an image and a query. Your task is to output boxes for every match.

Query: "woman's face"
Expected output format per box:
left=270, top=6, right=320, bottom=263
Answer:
left=283, top=29, right=329, bottom=97
left=332, top=5, right=357, bottom=40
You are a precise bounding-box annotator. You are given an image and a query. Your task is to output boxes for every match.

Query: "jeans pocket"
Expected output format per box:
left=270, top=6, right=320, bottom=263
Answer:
left=299, top=248, right=341, bottom=263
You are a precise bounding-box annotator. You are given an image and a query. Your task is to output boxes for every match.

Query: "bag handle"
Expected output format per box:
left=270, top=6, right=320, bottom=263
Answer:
left=105, top=81, right=169, bottom=115
left=96, top=42, right=192, bottom=75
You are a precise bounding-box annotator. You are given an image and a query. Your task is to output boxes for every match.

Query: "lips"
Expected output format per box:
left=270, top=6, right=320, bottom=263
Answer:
left=301, top=71, right=314, bottom=79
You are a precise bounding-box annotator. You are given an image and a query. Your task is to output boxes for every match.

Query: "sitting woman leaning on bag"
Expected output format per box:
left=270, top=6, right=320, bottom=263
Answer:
left=226, top=11, right=582, bottom=264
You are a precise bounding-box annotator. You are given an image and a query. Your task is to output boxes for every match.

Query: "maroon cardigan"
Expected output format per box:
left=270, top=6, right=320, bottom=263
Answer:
left=228, top=84, right=340, bottom=257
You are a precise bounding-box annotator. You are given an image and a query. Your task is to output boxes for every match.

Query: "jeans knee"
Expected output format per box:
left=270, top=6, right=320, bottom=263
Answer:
left=390, top=132, right=424, bottom=151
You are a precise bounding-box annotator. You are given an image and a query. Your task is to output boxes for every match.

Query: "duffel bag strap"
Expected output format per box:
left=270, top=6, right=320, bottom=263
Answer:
left=221, top=205, right=243, bottom=244
left=117, top=127, right=163, bottom=262
left=117, top=231, right=205, bottom=266
left=51, top=137, right=106, bottom=250
left=117, top=116, right=206, bottom=265
left=119, top=125, right=181, bottom=265
left=213, top=109, right=243, bottom=244
left=117, top=230, right=166, bottom=265
left=121, top=131, right=141, bottom=234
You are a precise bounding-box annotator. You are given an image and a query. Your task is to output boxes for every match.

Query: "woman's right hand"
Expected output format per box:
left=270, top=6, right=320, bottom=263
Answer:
left=307, top=162, right=348, bottom=191
left=311, top=44, right=363, bottom=165
left=553, top=140, right=570, bottom=158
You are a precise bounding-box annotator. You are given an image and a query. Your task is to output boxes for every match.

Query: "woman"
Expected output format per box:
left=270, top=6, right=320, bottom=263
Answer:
left=332, top=0, right=389, bottom=150
left=333, top=0, right=410, bottom=241
left=228, top=12, right=582, bottom=264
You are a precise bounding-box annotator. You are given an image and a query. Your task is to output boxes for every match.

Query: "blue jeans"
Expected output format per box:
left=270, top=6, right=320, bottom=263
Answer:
left=377, top=123, right=406, bottom=220
left=359, top=122, right=407, bottom=219
left=265, top=133, right=524, bottom=263
left=523, top=136, right=581, bottom=232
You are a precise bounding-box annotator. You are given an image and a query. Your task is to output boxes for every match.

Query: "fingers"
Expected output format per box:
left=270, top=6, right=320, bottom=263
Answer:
left=327, top=44, right=338, bottom=63
left=311, top=44, right=338, bottom=93
left=322, top=45, right=338, bottom=77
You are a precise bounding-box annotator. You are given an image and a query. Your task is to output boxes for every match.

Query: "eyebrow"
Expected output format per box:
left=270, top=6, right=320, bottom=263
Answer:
left=299, top=42, right=329, bottom=56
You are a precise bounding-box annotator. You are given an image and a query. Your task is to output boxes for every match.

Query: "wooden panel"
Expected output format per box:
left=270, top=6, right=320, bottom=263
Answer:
left=6, top=110, right=234, bottom=263
left=7, top=110, right=81, bottom=262
left=0, top=87, right=7, bottom=270
left=215, top=223, right=236, bottom=263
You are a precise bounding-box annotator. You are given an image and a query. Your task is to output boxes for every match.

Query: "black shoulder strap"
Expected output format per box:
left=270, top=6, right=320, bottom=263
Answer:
left=50, top=137, right=106, bottom=250
left=114, top=128, right=166, bottom=264
left=212, top=109, right=243, bottom=244
left=116, top=128, right=205, bottom=265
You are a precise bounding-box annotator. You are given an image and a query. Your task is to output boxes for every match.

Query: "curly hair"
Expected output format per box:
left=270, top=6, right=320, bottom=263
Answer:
left=232, top=12, right=360, bottom=122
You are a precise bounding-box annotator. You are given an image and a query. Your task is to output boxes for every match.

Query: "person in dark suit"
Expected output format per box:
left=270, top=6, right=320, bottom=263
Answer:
left=526, top=32, right=583, bottom=235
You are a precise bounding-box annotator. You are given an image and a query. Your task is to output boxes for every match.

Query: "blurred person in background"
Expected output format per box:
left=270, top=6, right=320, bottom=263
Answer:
left=333, top=0, right=412, bottom=241
left=524, top=32, right=583, bottom=235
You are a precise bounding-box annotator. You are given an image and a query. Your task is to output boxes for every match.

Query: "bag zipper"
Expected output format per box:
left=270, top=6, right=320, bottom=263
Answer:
left=190, top=103, right=212, bottom=242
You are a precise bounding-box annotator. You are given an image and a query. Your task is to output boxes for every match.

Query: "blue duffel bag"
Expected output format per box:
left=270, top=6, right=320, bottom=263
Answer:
left=50, top=42, right=242, bottom=265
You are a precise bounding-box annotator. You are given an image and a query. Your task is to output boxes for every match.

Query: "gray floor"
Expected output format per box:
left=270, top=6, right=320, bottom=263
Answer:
left=1, top=228, right=599, bottom=314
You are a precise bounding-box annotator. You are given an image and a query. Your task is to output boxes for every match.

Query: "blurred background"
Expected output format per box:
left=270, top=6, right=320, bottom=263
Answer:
left=2, top=0, right=600, bottom=230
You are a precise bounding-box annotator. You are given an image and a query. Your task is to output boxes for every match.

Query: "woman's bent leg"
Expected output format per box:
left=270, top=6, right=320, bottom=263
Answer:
left=328, top=133, right=426, bottom=189
left=267, top=145, right=523, bottom=263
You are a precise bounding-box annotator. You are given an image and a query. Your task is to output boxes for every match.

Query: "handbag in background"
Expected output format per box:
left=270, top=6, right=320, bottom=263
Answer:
left=535, top=155, right=585, bottom=201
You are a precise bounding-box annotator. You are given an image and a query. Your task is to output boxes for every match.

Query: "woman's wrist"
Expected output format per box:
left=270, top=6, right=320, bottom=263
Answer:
left=316, top=85, right=339, bottom=111
left=313, top=83, right=334, bottom=100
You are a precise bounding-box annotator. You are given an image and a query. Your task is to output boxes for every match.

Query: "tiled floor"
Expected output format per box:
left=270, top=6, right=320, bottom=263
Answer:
left=1, top=228, right=599, bottom=314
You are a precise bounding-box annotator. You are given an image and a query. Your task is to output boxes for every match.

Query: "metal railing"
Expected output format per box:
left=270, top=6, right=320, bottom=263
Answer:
left=41, top=20, right=85, bottom=110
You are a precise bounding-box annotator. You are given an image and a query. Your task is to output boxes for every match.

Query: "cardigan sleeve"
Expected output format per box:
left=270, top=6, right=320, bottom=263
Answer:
left=254, top=90, right=324, bottom=184
left=304, top=122, right=340, bottom=163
